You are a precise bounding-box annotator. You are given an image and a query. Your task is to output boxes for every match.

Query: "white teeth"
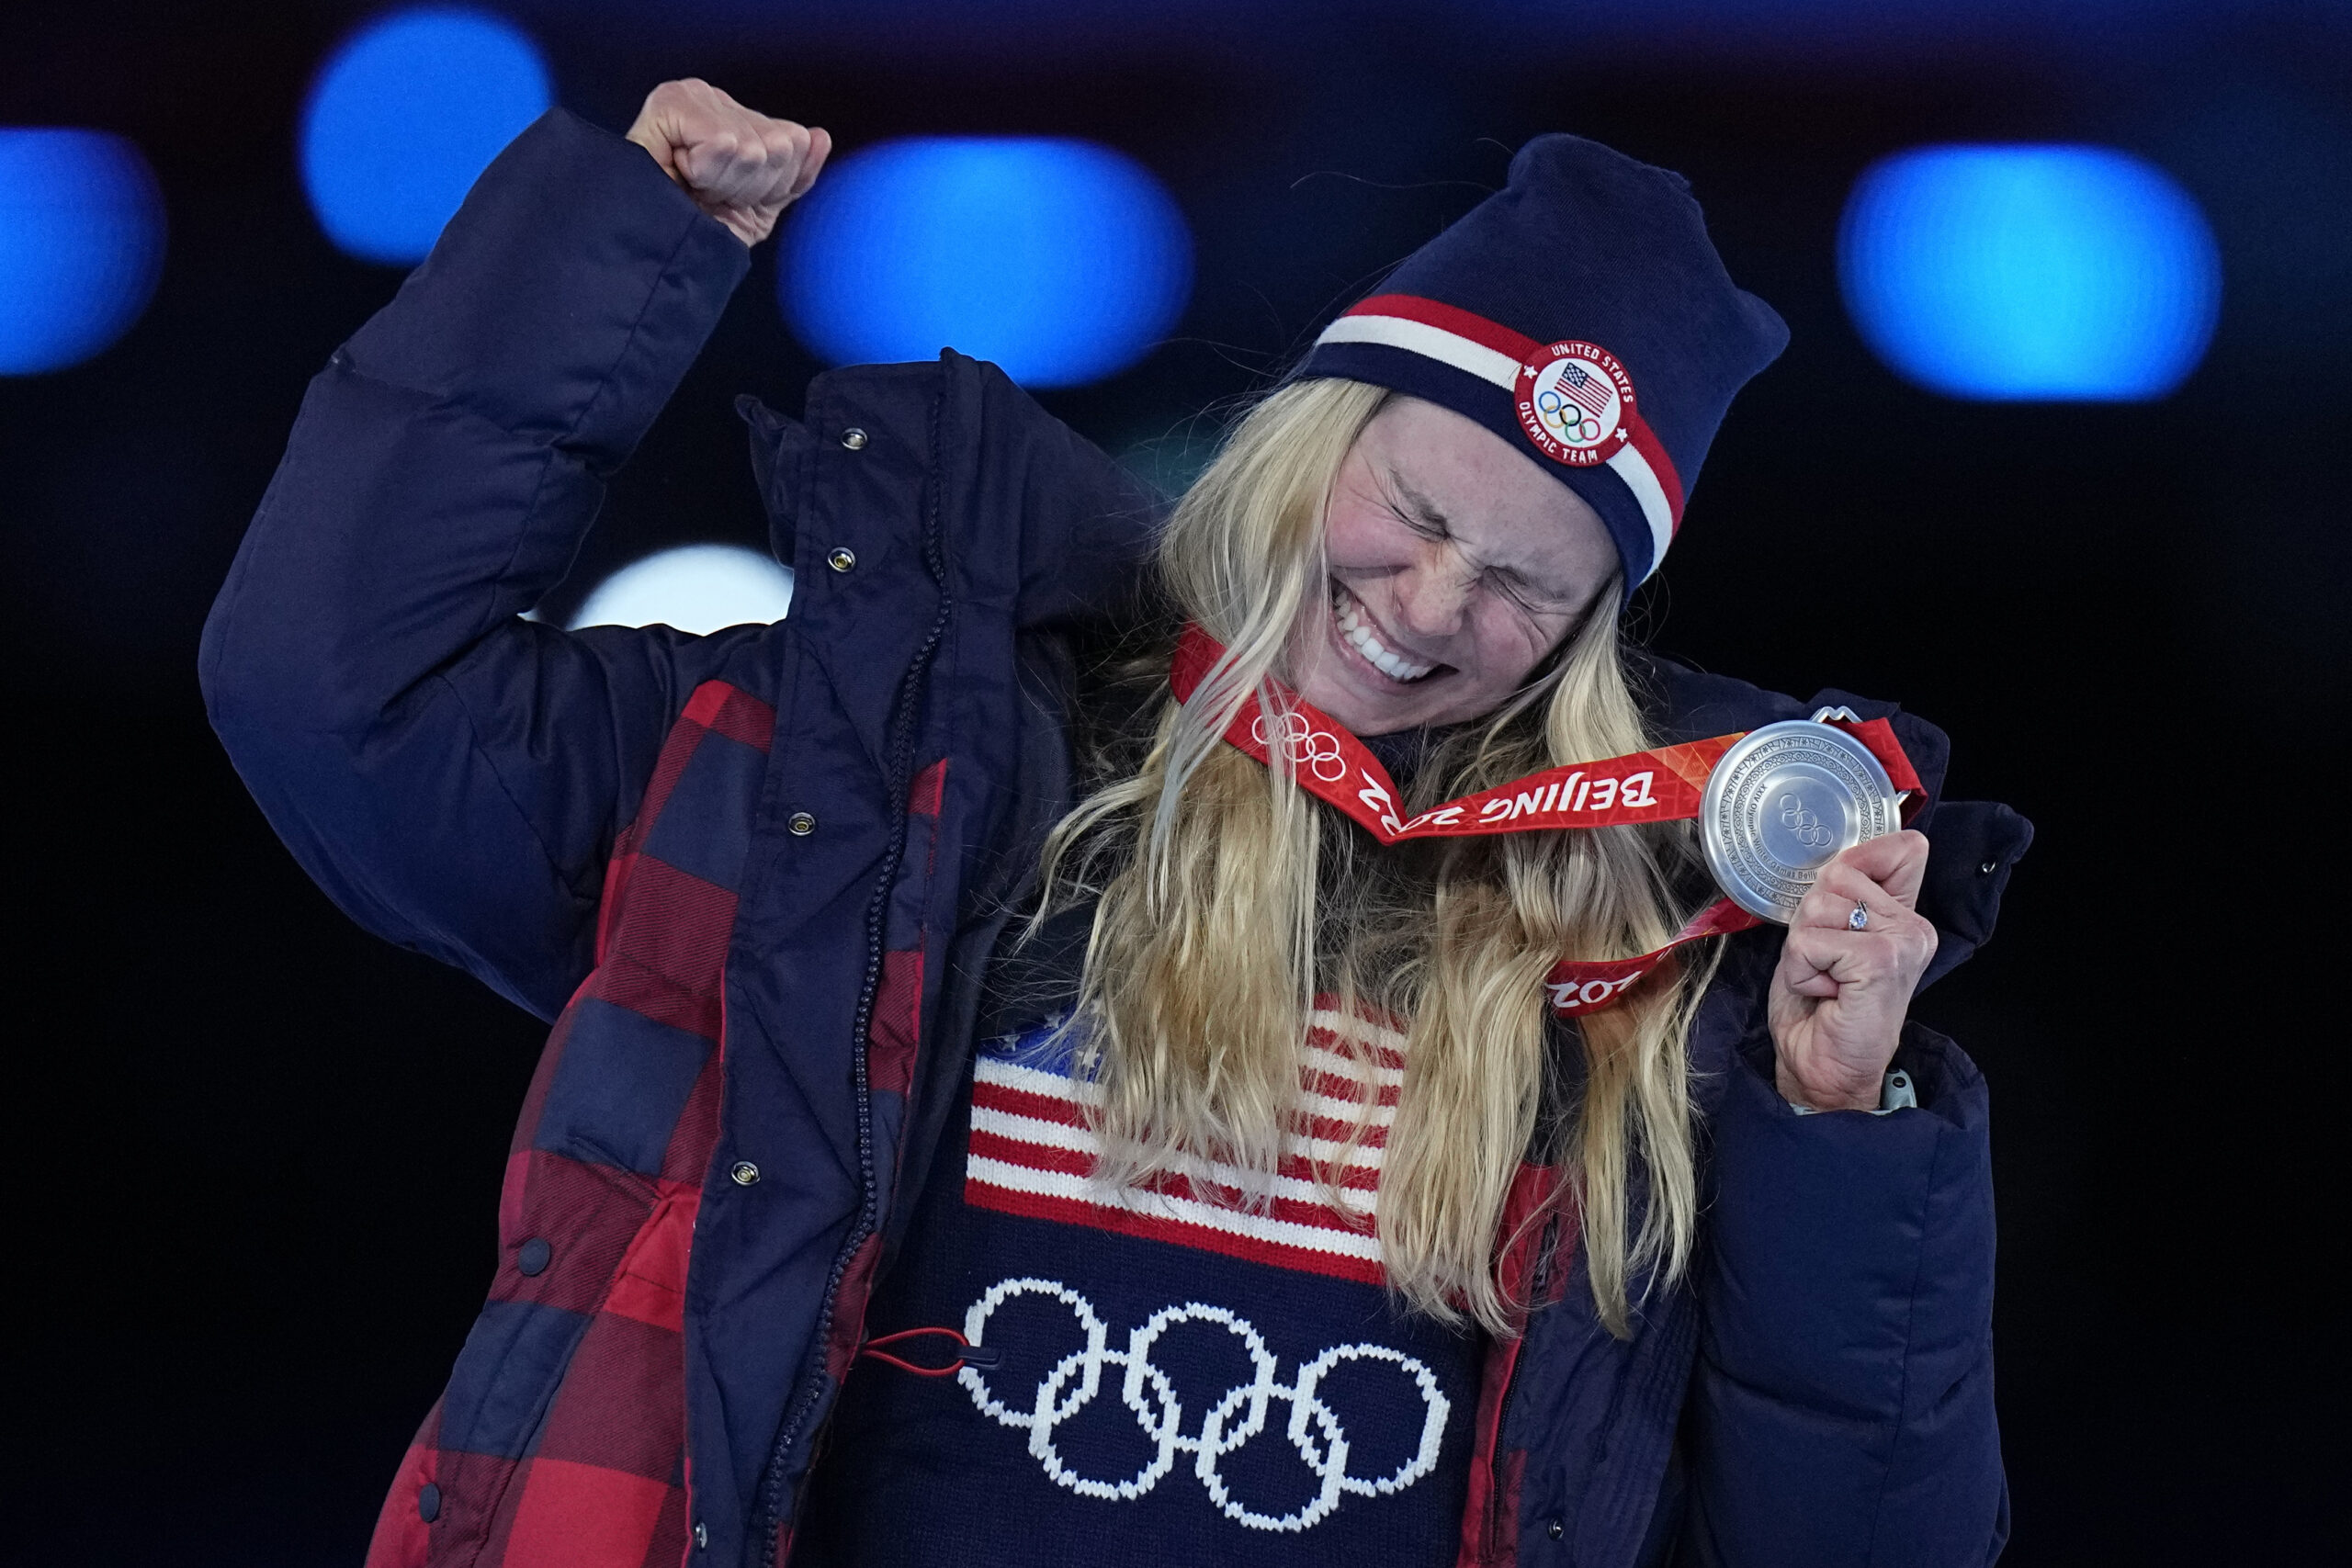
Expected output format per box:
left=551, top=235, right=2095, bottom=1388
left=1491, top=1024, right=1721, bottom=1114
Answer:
left=1331, top=587, right=1436, bottom=682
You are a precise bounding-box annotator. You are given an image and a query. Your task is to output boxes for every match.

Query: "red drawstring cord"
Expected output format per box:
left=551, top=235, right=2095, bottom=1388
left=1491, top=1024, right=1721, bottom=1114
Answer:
left=856, top=1325, right=1001, bottom=1377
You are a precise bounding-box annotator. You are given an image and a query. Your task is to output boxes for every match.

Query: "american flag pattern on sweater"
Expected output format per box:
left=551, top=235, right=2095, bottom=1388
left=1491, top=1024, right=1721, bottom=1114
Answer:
left=965, top=1003, right=1407, bottom=1283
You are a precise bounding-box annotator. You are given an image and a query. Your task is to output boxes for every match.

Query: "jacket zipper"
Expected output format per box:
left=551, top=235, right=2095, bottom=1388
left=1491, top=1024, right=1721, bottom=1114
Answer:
left=752, top=394, right=954, bottom=1565
left=1487, top=1210, right=1561, bottom=1555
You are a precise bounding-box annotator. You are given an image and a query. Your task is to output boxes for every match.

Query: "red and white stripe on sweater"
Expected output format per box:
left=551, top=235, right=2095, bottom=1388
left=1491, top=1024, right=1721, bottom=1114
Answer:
left=964, top=1004, right=1408, bottom=1284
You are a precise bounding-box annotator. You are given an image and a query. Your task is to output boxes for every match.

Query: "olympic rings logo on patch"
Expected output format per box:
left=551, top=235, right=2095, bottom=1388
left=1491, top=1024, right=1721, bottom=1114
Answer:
left=1250, top=711, right=1350, bottom=784
left=957, top=1278, right=1453, bottom=1533
left=1513, top=340, right=1635, bottom=468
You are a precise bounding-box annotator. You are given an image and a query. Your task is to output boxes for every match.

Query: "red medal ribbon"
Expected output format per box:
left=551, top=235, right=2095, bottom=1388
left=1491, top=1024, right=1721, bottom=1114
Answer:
left=1169, top=624, right=1923, bottom=1017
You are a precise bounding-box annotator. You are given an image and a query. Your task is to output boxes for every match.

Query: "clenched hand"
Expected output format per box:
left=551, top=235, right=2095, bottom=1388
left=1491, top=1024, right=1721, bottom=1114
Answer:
left=1767, top=830, right=1939, bottom=1111
left=625, top=78, right=831, bottom=247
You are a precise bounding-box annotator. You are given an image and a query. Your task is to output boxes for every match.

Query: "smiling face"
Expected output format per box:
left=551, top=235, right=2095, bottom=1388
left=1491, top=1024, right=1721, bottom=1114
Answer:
left=1283, top=395, right=1619, bottom=736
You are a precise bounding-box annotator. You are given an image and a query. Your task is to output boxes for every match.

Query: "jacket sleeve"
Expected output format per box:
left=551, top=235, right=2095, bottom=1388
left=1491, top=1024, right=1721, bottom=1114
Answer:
left=1676, top=1019, right=2008, bottom=1566
left=198, top=109, right=757, bottom=1021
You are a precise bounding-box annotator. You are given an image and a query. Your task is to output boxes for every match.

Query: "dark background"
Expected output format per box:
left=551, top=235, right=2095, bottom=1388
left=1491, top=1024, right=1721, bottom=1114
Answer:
left=6, top=2, right=2345, bottom=1562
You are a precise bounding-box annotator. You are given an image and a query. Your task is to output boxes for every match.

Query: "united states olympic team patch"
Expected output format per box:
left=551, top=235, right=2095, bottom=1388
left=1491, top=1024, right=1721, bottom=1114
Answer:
left=1513, top=340, right=1635, bottom=467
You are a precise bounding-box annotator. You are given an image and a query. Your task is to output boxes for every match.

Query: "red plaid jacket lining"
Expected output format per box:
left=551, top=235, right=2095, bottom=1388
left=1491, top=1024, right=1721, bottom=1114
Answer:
left=367, top=682, right=769, bottom=1568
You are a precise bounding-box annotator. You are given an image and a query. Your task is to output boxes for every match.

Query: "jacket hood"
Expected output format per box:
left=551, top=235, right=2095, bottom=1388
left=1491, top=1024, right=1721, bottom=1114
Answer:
left=741, top=351, right=1164, bottom=634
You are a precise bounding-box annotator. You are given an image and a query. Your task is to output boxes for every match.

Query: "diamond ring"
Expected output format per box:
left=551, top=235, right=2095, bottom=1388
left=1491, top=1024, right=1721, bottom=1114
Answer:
left=1848, top=901, right=1871, bottom=931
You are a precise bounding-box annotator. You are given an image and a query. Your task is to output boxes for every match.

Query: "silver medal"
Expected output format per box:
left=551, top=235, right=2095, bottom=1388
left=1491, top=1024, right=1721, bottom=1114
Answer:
left=1701, top=717, right=1902, bottom=923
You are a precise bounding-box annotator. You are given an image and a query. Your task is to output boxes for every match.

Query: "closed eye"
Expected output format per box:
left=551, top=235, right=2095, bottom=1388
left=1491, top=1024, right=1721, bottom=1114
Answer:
left=1486, top=566, right=1573, bottom=617
left=1384, top=470, right=1452, bottom=539
left=1383, top=468, right=1577, bottom=618
left=1387, top=500, right=1446, bottom=541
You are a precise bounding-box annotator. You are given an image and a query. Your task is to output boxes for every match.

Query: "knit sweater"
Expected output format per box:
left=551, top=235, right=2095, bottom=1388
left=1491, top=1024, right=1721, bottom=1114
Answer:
left=796, top=728, right=1482, bottom=1565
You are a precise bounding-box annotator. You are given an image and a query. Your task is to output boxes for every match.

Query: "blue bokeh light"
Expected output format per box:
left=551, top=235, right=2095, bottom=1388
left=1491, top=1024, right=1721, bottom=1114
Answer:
left=1838, top=144, right=2221, bottom=400
left=0, top=130, right=165, bottom=376
left=781, top=137, right=1192, bottom=387
left=300, top=6, right=551, bottom=265
left=569, top=545, right=796, bottom=633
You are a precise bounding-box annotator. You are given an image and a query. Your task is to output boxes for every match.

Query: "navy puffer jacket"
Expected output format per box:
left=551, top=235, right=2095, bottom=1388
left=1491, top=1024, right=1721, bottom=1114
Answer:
left=201, top=110, right=2029, bottom=1568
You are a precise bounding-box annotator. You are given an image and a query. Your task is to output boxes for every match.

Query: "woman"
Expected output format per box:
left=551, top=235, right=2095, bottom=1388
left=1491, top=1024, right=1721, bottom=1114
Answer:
left=203, top=78, right=2028, bottom=1568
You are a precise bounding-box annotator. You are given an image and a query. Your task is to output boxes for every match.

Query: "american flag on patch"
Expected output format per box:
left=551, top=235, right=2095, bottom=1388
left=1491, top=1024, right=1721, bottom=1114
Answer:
left=964, top=1003, right=1407, bottom=1283
left=1555, top=361, right=1615, bottom=419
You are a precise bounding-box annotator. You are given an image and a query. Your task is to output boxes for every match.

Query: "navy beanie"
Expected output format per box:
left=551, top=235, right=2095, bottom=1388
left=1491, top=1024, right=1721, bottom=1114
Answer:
left=1297, top=134, right=1790, bottom=593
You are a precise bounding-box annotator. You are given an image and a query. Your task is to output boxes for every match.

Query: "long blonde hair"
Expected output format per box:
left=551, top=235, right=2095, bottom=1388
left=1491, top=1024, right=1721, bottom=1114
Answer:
left=1036, top=377, right=1718, bottom=1337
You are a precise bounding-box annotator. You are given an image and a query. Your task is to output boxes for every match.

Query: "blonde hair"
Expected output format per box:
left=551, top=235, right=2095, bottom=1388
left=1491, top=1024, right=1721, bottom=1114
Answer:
left=1036, top=378, right=1718, bottom=1337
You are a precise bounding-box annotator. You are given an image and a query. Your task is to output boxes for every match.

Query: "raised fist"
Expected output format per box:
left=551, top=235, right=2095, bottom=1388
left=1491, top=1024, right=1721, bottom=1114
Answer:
left=625, top=79, right=831, bottom=247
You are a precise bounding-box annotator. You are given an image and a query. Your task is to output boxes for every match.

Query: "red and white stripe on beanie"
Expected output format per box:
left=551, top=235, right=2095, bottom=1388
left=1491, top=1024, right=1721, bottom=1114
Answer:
left=1315, top=292, right=1686, bottom=581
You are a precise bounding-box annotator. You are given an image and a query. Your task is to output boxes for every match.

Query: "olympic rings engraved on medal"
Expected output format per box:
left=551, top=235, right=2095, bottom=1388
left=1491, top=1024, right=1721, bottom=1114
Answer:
left=1702, top=722, right=1901, bottom=921
left=1777, top=793, right=1834, bottom=850
left=1250, top=710, right=1350, bottom=784
left=957, top=1277, right=1453, bottom=1532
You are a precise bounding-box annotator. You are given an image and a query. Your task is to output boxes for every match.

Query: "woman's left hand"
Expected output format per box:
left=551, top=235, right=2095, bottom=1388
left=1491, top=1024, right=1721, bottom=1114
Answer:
left=1767, top=830, right=1939, bottom=1111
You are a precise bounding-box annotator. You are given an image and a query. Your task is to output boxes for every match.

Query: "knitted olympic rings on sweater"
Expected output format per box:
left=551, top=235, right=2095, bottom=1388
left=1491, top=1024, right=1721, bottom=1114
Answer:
left=956, top=1276, right=1452, bottom=1533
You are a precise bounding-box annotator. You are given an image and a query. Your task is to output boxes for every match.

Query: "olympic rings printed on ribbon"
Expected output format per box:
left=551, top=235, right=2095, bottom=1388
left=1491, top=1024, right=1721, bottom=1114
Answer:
left=957, top=1278, right=1452, bottom=1533
left=1251, top=711, right=1350, bottom=784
